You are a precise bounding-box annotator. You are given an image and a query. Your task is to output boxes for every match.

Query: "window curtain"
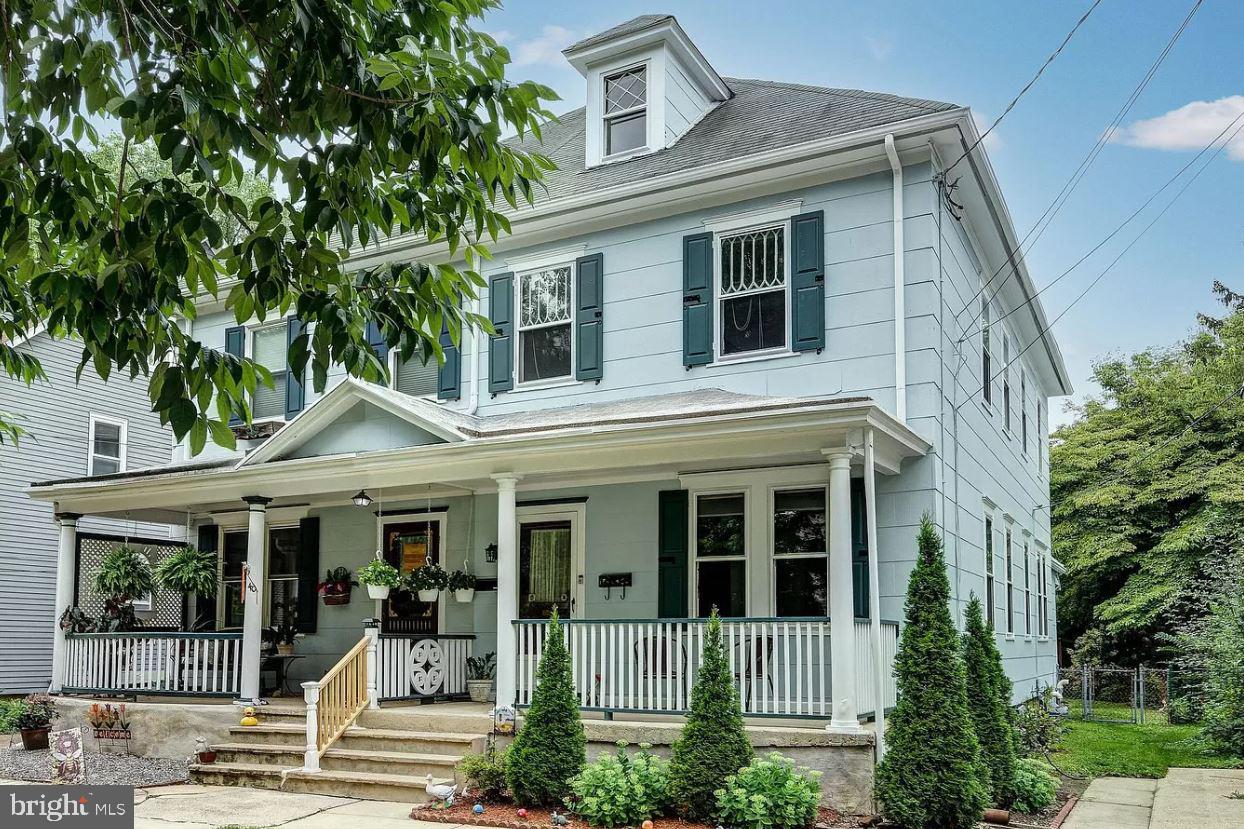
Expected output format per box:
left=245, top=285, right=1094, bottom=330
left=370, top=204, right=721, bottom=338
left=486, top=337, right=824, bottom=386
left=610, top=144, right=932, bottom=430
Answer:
left=529, top=528, right=571, bottom=603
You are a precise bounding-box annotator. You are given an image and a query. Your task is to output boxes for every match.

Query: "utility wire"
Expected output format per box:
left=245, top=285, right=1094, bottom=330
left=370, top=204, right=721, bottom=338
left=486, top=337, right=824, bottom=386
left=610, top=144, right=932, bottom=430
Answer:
left=954, top=0, right=1205, bottom=336
left=943, top=0, right=1106, bottom=177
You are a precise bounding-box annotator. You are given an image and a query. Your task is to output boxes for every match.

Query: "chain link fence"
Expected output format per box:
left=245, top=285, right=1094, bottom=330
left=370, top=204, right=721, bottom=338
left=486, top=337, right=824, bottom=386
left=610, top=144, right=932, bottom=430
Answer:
left=1056, top=666, right=1203, bottom=725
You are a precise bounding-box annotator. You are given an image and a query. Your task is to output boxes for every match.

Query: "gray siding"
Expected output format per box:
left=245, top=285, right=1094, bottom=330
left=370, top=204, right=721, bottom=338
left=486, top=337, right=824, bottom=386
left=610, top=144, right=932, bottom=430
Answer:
left=0, top=334, right=174, bottom=693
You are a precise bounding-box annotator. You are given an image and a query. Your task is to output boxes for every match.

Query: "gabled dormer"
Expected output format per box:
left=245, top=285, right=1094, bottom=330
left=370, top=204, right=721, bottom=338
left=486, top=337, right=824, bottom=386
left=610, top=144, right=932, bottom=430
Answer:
left=563, top=15, right=732, bottom=167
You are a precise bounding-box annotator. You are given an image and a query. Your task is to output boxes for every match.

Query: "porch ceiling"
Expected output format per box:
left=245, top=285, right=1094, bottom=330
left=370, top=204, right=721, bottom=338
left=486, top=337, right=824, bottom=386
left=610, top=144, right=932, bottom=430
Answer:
left=29, top=393, right=929, bottom=522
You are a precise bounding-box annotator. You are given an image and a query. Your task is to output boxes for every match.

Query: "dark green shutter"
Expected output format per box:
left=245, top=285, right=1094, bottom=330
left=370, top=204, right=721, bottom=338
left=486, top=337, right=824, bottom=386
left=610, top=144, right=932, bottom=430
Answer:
left=790, top=210, right=825, bottom=353
left=488, top=272, right=514, bottom=394
left=682, top=233, right=714, bottom=367
left=657, top=490, right=689, bottom=618
left=285, top=317, right=306, bottom=418
left=437, top=321, right=461, bottom=400
left=193, top=524, right=219, bottom=630
left=575, top=253, right=605, bottom=382
left=297, top=517, right=320, bottom=634
left=850, top=478, right=869, bottom=618
left=224, top=326, right=245, bottom=425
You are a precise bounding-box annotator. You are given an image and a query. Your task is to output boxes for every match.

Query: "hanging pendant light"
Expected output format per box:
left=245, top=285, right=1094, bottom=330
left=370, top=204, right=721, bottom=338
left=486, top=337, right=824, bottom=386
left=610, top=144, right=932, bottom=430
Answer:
left=352, top=490, right=373, bottom=508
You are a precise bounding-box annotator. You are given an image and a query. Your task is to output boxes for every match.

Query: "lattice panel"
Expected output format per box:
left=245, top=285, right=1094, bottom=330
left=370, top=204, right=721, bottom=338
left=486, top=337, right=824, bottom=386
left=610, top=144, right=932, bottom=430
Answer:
left=76, top=535, right=186, bottom=629
left=605, top=67, right=646, bottom=113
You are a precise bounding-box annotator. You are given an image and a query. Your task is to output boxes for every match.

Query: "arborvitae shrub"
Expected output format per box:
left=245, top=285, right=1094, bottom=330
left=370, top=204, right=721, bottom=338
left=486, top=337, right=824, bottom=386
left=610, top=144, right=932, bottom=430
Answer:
left=962, top=595, right=1018, bottom=806
left=668, top=609, right=754, bottom=820
left=505, top=609, right=586, bottom=805
left=876, top=517, right=989, bottom=829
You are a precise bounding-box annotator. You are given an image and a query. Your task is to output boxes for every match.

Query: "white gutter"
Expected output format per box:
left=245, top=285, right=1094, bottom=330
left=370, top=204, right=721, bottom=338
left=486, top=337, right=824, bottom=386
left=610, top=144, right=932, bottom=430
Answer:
left=884, top=134, right=907, bottom=423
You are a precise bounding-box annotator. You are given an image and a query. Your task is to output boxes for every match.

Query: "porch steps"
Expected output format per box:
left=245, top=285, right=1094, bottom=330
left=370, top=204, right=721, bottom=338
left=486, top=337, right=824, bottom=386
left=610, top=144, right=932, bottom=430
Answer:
left=188, top=761, right=454, bottom=802
left=211, top=742, right=461, bottom=777
left=222, top=722, right=485, bottom=755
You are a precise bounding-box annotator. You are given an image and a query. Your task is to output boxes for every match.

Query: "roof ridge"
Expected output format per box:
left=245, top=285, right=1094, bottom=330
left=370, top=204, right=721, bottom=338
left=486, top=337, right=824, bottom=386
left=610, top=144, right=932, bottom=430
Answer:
left=724, top=76, right=958, bottom=111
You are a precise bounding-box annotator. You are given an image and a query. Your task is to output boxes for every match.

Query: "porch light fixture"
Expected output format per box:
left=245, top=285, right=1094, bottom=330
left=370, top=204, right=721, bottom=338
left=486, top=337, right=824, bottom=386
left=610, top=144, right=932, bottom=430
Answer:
left=352, top=490, right=373, bottom=508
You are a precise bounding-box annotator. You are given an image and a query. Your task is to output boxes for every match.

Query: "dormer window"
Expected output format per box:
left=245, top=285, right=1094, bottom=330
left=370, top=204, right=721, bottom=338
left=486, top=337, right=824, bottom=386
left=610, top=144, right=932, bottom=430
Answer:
left=603, top=65, right=648, bottom=156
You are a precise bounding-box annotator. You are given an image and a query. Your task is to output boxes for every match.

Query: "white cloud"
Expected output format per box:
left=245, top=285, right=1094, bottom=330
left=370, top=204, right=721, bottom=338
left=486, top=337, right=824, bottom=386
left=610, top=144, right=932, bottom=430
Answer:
left=501, top=25, right=580, bottom=68
left=864, top=36, right=893, bottom=61
left=1108, top=95, right=1244, bottom=161
left=973, top=110, right=1003, bottom=153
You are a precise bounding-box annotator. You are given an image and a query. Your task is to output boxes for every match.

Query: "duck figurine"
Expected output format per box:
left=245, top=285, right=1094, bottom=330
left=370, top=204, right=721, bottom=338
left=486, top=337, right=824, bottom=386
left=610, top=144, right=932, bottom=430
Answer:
left=424, top=773, right=458, bottom=806
left=551, top=811, right=571, bottom=826
left=239, top=706, right=259, bottom=727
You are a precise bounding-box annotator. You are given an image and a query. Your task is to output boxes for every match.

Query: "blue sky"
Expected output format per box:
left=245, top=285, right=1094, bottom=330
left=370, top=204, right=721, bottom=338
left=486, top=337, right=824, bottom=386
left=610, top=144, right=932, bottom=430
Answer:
left=480, top=1, right=1244, bottom=427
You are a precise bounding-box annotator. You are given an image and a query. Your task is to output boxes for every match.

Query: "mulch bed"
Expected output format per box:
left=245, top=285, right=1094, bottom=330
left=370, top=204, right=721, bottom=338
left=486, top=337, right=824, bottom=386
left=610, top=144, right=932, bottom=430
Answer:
left=1005, top=777, right=1090, bottom=829
left=411, top=802, right=860, bottom=828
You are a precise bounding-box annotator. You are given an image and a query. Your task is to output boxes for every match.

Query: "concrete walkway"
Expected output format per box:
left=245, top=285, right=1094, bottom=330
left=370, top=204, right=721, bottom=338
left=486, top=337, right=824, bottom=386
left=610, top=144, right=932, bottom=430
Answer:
left=1063, top=768, right=1244, bottom=829
left=132, top=785, right=446, bottom=829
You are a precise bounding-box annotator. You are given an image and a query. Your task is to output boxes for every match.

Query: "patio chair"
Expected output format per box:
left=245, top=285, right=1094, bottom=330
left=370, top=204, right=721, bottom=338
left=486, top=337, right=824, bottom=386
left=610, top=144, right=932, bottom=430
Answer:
left=633, top=634, right=690, bottom=708
left=733, top=634, right=774, bottom=711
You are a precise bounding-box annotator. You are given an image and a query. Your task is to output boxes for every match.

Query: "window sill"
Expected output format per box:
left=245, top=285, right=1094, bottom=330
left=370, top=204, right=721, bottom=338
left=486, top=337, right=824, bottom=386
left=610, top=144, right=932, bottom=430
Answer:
left=709, top=349, right=795, bottom=369
left=1003, top=633, right=1015, bottom=641
left=596, top=146, right=652, bottom=166
left=1038, top=635, right=1049, bottom=642
left=512, top=378, right=581, bottom=394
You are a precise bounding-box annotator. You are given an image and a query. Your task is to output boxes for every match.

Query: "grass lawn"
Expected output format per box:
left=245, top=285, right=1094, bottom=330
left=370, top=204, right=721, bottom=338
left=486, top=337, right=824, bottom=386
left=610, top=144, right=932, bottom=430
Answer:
left=1051, top=703, right=1244, bottom=778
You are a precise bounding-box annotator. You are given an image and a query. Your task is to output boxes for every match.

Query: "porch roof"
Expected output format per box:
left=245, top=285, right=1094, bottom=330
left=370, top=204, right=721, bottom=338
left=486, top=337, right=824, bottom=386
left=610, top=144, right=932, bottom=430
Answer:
left=28, top=383, right=930, bottom=522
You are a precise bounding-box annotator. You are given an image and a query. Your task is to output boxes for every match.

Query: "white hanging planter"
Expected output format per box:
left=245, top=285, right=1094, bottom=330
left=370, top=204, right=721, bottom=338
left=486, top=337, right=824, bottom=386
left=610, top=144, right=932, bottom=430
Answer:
left=417, top=589, right=440, bottom=603
left=454, top=588, right=475, bottom=603
left=366, top=584, right=392, bottom=601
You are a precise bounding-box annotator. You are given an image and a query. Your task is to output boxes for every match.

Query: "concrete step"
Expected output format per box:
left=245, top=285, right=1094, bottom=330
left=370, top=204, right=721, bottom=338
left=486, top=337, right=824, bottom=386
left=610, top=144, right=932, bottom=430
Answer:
left=189, top=761, right=453, bottom=803
left=228, top=721, right=484, bottom=755
left=211, top=742, right=462, bottom=777
left=358, top=707, right=493, bottom=734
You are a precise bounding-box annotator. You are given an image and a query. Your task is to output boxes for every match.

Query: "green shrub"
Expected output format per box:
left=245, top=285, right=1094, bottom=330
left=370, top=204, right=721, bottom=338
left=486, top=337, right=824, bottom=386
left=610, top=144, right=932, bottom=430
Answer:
left=1202, top=577, right=1244, bottom=754
left=668, top=609, right=754, bottom=821
left=876, top=517, right=989, bottom=829
left=1014, top=688, right=1066, bottom=756
left=566, top=742, right=671, bottom=827
left=1010, top=759, right=1058, bottom=814
left=458, top=739, right=508, bottom=802
left=505, top=609, right=586, bottom=806
left=962, top=596, right=1018, bottom=806
left=713, top=752, right=821, bottom=829
left=0, top=698, right=22, bottom=732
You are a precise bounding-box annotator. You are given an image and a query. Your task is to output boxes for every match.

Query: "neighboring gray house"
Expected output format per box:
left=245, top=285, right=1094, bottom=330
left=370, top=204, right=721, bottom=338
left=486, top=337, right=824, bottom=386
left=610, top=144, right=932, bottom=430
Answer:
left=28, top=14, right=1070, bottom=808
left=1, top=332, right=175, bottom=693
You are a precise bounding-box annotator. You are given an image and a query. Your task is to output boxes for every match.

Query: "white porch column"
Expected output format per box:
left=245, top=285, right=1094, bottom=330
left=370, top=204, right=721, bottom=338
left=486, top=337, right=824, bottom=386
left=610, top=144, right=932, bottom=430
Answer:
left=240, top=496, right=271, bottom=702
left=364, top=621, right=380, bottom=709
left=49, top=512, right=80, bottom=693
left=493, top=473, right=522, bottom=709
left=824, top=448, right=863, bottom=733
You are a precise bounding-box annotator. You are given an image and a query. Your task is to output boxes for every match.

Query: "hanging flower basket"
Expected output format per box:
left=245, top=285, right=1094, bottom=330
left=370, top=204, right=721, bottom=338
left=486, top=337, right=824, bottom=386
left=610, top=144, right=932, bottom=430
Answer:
left=358, top=558, right=400, bottom=601
left=367, top=584, right=392, bottom=600
left=454, top=588, right=475, bottom=603
left=406, top=563, right=449, bottom=604
left=449, top=569, right=477, bottom=603
left=417, top=589, right=441, bottom=603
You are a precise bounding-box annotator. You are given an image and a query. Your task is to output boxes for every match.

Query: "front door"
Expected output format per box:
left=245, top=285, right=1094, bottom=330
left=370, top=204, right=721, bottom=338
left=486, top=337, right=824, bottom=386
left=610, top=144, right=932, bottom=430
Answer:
left=517, top=507, right=584, bottom=619
left=382, top=519, right=441, bottom=634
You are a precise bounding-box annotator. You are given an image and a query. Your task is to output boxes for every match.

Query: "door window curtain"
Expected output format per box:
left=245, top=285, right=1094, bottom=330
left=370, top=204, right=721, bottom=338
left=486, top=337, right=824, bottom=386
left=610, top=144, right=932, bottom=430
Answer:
left=528, top=527, right=571, bottom=603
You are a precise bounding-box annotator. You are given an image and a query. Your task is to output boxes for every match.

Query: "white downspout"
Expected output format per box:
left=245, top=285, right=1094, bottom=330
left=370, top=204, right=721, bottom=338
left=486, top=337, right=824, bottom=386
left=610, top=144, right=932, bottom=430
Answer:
left=884, top=134, right=906, bottom=423
left=467, top=294, right=482, bottom=415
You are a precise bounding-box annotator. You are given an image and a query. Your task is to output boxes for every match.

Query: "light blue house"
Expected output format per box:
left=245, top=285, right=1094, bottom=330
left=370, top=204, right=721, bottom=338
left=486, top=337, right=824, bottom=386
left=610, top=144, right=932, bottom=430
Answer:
left=29, top=14, right=1068, bottom=807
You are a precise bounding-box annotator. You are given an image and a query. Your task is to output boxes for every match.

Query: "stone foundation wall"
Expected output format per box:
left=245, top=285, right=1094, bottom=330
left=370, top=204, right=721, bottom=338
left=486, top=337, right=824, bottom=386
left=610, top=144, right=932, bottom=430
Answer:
left=50, top=697, right=237, bottom=761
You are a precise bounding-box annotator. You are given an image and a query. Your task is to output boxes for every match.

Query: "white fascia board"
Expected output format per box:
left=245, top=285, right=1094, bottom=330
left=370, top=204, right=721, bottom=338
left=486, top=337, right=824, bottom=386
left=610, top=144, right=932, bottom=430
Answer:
left=564, top=18, right=730, bottom=101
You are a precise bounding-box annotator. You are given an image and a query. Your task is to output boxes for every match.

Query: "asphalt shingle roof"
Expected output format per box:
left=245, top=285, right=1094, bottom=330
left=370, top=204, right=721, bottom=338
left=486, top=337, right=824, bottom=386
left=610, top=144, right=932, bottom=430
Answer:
left=564, top=14, right=674, bottom=53
left=508, top=78, right=958, bottom=203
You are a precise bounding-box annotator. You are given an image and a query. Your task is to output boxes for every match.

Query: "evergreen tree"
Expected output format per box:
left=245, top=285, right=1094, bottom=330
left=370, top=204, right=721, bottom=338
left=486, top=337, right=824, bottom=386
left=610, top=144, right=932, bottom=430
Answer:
left=961, top=596, right=1018, bottom=806
left=876, top=517, right=989, bottom=829
left=668, top=609, right=754, bottom=821
left=505, top=609, right=586, bottom=806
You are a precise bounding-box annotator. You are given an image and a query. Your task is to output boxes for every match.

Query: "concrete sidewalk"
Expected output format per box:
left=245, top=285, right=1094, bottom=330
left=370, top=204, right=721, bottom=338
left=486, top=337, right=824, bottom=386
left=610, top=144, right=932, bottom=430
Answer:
left=1063, top=768, right=1244, bottom=829
left=1061, top=777, right=1157, bottom=829
left=132, top=784, right=445, bottom=829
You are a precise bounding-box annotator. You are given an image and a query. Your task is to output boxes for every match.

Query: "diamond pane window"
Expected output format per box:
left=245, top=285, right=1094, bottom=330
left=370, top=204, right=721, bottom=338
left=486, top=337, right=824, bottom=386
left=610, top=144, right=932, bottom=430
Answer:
left=604, top=66, right=647, bottom=155
left=605, top=67, right=646, bottom=113
left=518, top=266, right=573, bottom=383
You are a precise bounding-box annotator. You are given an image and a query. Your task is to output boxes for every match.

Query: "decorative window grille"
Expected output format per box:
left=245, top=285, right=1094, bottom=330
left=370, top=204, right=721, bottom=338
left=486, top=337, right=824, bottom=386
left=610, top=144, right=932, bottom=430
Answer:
left=518, top=266, right=573, bottom=383
left=718, top=225, right=788, bottom=356
left=603, top=66, right=647, bottom=155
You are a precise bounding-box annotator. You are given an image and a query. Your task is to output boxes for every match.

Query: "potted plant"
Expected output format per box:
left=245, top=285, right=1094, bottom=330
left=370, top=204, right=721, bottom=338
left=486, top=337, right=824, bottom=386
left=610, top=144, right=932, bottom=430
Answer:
left=406, top=563, right=448, bottom=603
left=91, top=545, right=154, bottom=630
left=317, top=566, right=358, bottom=606
left=465, top=652, right=496, bottom=703
left=358, top=557, right=401, bottom=600
left=449, top=569, right=477, bottom=603
left=16, top=694, right=56, bottom=750
left=154, top=546, right=218, bottom=598
left=272, top=601, right=300, bottom=655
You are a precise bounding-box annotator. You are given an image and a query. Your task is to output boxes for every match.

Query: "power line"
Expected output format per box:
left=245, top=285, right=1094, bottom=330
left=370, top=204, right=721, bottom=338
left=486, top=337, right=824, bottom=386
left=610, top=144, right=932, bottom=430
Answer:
left=953, top=0, right=1205, bottom=336
left=943, top=0, right=1106, bottom=177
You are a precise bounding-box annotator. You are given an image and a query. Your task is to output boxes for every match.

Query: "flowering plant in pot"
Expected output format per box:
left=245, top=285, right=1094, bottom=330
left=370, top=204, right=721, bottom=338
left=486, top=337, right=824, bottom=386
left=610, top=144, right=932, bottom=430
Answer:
left=406, top=563, right=448, bottom=602
left=358, top=557, right=401, bottom=600
left=465, top=652, right=496, bottom=703
left=317, top=566, right=358, bottom=606
left=449, top=569, right=477, bottom=603
left=15, top=694, right=56, bottom=750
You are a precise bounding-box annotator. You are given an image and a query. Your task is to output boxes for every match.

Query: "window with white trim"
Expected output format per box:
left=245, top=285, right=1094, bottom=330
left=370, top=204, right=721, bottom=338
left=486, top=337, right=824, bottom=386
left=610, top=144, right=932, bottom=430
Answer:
left=250, top=324, right=288, bottom=419
left=517, top=265, right=573, bottom=384
left=1037, top=401, right=1045, bottom=472
left=695, top=493, right=747, bottom=617
left=1003, top=336, right=1012, bottom=433
left=1037, top=552, right=1049, bottom=637
left=1005, top=525, right=1015, bottom=634
left=603, top=65, right=648, bottom=156
left=1023, top=541, right=1032, bottom=636
left=981, top=299, right=993, bottom=407
left=1021, top=373, right=1029, bottom=455
left=772, top=488, right=828, bottom=617
left=718, top=225, right=788, bottom=357
left=88, top=415, right=127, bottom=476
left=394, top=351, right=439, bottom=397
left=220, top=526, right=302, bottom=629
left=984, top=513, right=996, bottom=629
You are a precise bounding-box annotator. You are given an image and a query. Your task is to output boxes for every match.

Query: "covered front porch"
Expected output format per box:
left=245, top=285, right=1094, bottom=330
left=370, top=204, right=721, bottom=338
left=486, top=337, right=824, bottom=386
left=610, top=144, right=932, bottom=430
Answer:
left=32, top=383, right=928, bottom=739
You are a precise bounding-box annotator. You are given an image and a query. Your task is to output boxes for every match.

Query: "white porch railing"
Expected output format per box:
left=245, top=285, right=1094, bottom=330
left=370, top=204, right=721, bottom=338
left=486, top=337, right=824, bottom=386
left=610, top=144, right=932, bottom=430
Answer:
left=62, top=632, right=243, bottom=697
left=514, top=618, right=898, bottom=719
left=375, top=634, right=475, bottom=701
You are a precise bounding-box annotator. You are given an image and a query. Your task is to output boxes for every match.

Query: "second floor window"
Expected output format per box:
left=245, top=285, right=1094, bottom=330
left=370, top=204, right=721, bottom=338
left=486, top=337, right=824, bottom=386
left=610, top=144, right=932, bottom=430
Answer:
left=519, top=265, right=573, bottom=384
left=719, top=225, right=787, bottom=357
left=1021, top=373, right=1029, bottom=454
left=88, top=415, right=126, bottom=476
left=251, top=324, right=288, bottom=419
left=604, top=65, right=647, bottom=155
left=394, top=352, right=439, bottom=397
left=1003, top=336, right=1012, bottom=433
left=984, top=513, right=995, bottom=629
left=981, top=299, right=993, bottom=406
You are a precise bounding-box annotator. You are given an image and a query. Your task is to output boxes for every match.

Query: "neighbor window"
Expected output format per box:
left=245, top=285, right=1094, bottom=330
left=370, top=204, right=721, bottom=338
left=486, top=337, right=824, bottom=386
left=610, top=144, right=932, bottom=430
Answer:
left=695, top=493, right=747, bottom=617
left=221, top=526, right=301, bottom=629
left=1003, top=336, right=1012, bottom=433
left=1037, top=402, right=1045, bottom=472
left=718, top=225, right=787, bottom=357
left=984, top=513, right=996, bottom=629
left=1023, top=542, right=1032, bottom=636
left=772, top=488, right=828, bottom=617
left=394, top=352, right=439, bottom=397
left=1004, top=526, right=1014, bottom=634
left=603, top=65, right=647, bottom=155
left=1021, top=374, right=1029, bottom=454
left=981, top=299, right=993, bottom=407
left=518, top=266, right=573, bottom=384
left=251, top=324, right=288, bottom=420
left=1037, top=553, right=1049, bottom=637
left=88, top=415, right=126, bottom=476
